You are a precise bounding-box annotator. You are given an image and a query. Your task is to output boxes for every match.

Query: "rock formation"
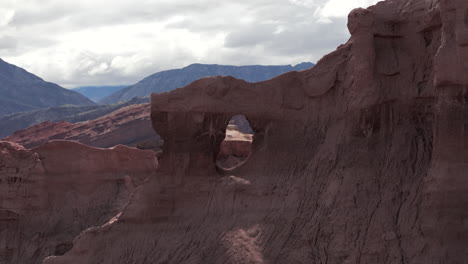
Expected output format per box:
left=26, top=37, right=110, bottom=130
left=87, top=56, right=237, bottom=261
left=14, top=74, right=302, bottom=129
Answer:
left=0, top=140, right=158, bottom=263
left=4, top=104, right=253, bottom=159
left=39, top=0, right=468, bottom=263
left=5, top=0, right=468, bottom=263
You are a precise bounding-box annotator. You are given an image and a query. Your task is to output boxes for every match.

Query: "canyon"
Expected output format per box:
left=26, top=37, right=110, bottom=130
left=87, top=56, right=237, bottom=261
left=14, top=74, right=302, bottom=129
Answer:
left=1, top=0, right=468, bottom=263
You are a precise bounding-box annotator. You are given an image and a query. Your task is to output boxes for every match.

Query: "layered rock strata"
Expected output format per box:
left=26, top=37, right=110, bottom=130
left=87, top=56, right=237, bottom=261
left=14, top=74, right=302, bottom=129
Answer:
left=4, top=104, right=158, bottom=149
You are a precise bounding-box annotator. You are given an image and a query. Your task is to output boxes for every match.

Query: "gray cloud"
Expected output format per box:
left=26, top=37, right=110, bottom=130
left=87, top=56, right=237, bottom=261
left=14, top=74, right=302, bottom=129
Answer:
left=54, top=49, right=199, bottom=88
left=1, top=0, right=378, bottom=88
left=0, top=36, right=17, bottom=50
left=10, top=0, right=220, bottom=29
left=225, top=17, right=349, bottom=55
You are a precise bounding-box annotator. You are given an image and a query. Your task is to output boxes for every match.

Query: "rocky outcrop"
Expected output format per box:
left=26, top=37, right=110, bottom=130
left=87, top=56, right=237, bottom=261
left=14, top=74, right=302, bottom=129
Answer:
left=0, top=140, right=158, bottom=264
left=42, top=0, right=468, bottom=263
left=4, top=103, right=158, bottom=149
left=0, top=59, right=95, bottom=117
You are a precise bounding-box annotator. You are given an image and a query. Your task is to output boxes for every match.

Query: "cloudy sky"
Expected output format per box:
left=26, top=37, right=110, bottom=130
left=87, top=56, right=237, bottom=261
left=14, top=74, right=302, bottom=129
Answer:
left=0, top=0, right=380, bottom=88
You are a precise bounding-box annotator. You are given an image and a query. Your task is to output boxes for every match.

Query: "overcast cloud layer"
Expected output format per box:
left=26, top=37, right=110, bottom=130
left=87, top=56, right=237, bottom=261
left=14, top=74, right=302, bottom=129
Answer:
left=0, top=0, right=380, bottom=88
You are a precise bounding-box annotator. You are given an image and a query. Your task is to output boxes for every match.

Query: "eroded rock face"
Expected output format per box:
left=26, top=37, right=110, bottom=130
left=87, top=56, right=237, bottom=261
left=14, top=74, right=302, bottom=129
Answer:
left=42, top=0, right=468, bottom=263
left=0, top=141, right=158, bottom=264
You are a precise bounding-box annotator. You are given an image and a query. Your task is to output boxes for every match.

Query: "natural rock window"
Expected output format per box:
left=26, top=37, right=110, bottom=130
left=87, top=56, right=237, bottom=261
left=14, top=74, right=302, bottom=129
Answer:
left=216, top=115, right=254, bottom=169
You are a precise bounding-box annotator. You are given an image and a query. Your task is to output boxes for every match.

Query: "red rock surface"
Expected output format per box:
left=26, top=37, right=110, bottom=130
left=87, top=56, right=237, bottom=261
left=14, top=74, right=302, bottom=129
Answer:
left=0, top=140, right=158, bottom=263
left=42, top=1, right=468, bottom=263
left=0, top=0, right=462, bottom=263
left=4, top=103, right=158, bottom=149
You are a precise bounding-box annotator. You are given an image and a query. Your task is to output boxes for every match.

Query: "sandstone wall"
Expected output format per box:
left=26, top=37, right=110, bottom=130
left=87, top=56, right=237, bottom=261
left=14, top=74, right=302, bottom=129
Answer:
left=0, top=141, right=158, bottom=263
left=43, top=0, right=468, bottom=263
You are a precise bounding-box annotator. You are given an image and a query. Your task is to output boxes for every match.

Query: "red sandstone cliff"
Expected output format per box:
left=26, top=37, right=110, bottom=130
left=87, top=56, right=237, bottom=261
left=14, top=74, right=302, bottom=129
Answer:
left=0, top=0, right=466, bottom=263
left=41, top=0, right=468, bottom=263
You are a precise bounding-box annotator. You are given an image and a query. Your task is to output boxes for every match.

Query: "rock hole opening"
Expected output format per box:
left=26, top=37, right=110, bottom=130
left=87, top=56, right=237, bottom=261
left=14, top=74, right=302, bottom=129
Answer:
left=216, top=115, right=254, bottom=170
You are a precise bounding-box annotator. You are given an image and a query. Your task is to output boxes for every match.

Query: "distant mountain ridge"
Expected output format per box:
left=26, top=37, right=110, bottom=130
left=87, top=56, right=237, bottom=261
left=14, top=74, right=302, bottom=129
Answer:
left=72, top=85, right=128, bottom=102
left=0, top=61, right=314, bottom=138
left=100, top=62, right=314, bottom=104
left=0, top=58, right=95, bottom=117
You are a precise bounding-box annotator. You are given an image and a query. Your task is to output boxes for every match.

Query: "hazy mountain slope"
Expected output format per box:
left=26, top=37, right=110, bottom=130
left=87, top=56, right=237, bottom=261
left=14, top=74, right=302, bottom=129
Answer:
left=0, top=97, right=149, bottom=138
left=73, top=85, right=128, bottom=102
left=100, top=62, right=314, bottom=104
left=0, top=58, right=95, bottom=117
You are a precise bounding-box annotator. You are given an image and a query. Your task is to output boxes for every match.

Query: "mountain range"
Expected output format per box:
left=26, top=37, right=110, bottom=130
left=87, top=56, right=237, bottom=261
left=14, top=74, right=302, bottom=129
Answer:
left=72, top=85, right=128, bottom=102
left=99, top=62, right=314, bottom=104
left=0, top=58, right=95, bottom=117
left=0, top=61, right=314, bottom=138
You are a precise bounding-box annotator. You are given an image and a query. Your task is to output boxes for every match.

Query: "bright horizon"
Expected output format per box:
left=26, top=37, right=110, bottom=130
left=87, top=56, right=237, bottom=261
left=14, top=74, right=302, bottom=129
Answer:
left=0, top=0, right=380, bottom=88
